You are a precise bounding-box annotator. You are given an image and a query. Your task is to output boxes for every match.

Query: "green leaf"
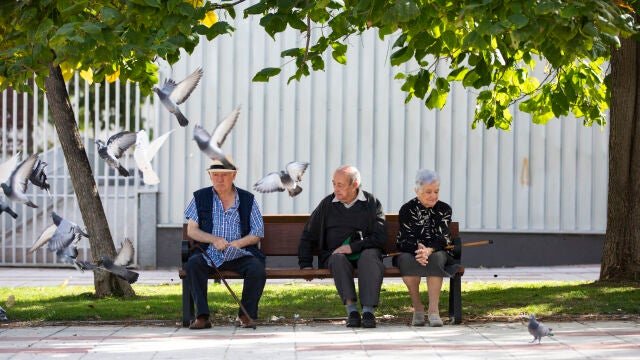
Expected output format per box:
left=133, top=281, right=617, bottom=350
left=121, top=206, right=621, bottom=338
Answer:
left=252, top=67, right=281, bottom=82
left=508, top=13, right=529, bottom=29
left=260, top=13, right=288, bottom=39
left=425, top=89, right=447, bottom=109
left=390, top=46, right=414, bottom=66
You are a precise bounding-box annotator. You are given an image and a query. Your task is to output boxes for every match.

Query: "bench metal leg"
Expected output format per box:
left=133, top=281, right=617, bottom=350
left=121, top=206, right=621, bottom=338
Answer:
left=182, top=277, right=195, bottom=327
left=448, top=273, right=462, bottom=324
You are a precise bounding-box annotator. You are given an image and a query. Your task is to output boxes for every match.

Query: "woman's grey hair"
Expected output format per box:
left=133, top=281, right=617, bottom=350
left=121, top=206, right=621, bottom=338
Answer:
left=415, top=169, right=440, bottom=191
left=337, top=165, right=361, bottom=188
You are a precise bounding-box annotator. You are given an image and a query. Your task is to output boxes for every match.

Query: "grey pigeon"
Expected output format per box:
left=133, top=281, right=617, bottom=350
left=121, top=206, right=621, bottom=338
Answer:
left=154, top=68, right=204, bottom=127
left=1, top=153, right=39, bottom=208
left=253, top=161, right=310, bottom=197
left=96, top=131, right=137, bottom=177
left=0, top=200, right=18, bottom=219
left=133, top=129, right=175, bottom=185
left=82, top=239, right=139, bottom=284
left=28, top=212, right=89, bottom=254
left=193, top=105, right=240, bottom=169
left=0, top=152, right=20, bottom=184
left=56, top=234, right=90, bottom=272
left=528, top=314, right=554, bottom=344
left=28, top=156, right=50, bottom=194
left=0, top=305, right=8, bottom=323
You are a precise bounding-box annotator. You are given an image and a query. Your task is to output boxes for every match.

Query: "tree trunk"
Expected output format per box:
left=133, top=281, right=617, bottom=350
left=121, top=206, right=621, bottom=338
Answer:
left=601, top=37, right=640, bottom=281
left=44, top=63, right=135, bottom=297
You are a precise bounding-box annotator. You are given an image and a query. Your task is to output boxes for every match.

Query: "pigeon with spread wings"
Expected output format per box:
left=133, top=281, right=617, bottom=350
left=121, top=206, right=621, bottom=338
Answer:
left=96, top=131, right=137, bottom=177
left=28, top=212, right=89, bottom=254
left=154, top=68, right=204, bottom=127
left=193, top=106, right=240, bottom=170
left=134, top=129, right=175, bottom=185
left=82, top=239, right=139, bottom=284
left=253, top=161, right=310, bottom=197
left=1, top=153, right=40, bottom=208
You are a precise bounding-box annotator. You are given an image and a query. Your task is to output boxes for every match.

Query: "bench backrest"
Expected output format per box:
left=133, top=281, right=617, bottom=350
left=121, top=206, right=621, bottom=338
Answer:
left=183, top=214, right=459, bottom=256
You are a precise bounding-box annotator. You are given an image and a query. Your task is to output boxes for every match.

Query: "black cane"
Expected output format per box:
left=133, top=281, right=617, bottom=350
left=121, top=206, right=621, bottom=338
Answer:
left=196, top=244, right=256, bottom=329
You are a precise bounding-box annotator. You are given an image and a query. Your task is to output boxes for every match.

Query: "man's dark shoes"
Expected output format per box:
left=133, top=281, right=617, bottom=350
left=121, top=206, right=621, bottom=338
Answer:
left=238, top=314, right=256, bottom=329
left=362, top=312, right=376, bottom=328
left=346, top=311, right=361, bottom=327
left=189, top=316, right=212, bottom=330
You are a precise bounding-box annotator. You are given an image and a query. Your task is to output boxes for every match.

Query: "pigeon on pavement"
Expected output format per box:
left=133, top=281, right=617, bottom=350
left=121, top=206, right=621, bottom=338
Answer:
left=253, top=161, right=310, bottom=197
left=154, top=68, right=204, bottom=127
left=1, top=153, right=39, bottom=208
left=29, top=156, right=51, bottom=194
left=28, top=212, right=89, bottom=254
left=133, top=129, right=175, bottom=185
left=82, top=239, right=139, bottom=284
left=528, top=314, right=554, bottom=344
left=193, top=105, right=240, bottom=169
left=96, top=131, right=137, bottom=177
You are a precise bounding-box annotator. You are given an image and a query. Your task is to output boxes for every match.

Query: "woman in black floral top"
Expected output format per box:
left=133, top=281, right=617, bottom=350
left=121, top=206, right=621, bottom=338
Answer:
left=395, top=169, right=461, bottom=327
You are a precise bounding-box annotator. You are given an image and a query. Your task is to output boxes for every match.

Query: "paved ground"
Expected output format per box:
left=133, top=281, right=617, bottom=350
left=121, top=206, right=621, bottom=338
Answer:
left=2, top=264, right=639, bottom=359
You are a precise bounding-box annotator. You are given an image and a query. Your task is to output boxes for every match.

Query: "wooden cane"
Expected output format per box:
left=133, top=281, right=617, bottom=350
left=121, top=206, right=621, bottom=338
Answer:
left=196, top=244, right=256, bottom=329
left=385, top=239, right=493, bottom=257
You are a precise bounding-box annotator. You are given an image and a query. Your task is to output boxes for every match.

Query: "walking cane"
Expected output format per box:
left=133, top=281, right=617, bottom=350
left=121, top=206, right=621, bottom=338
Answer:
left=385, top=239, right=493, bottom=258
left=195, top=244, right=257, bottom=329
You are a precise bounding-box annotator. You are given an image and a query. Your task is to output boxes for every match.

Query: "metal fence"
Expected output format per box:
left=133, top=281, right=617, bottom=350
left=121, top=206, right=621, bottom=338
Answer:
left=0, top=75, right=155, bottom=267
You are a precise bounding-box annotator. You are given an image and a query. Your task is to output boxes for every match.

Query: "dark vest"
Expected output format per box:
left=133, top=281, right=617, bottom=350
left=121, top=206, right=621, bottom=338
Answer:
left=193, top=186, right=264, bottom=260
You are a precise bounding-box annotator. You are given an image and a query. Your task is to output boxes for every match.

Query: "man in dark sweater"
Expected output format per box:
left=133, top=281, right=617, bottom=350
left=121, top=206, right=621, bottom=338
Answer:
left=298, top=165, right=386, bottom=328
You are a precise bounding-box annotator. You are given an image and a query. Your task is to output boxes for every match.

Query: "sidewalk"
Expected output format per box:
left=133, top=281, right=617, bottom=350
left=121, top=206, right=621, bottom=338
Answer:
left=1, top=320, right=639, bottom=359
left=3, top=264, right=639, bottom=359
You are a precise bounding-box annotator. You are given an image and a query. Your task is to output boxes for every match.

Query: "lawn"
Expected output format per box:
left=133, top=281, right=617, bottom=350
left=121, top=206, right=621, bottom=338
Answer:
left=1, top=280, right=638, bottom=325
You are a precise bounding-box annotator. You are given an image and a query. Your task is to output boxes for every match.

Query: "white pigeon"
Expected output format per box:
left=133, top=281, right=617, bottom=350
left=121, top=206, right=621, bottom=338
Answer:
left=528, top=314, right=554, bottom=344
left=253, top=161, right=310, bottom=197
left=134, top=129, right=175, bottom=185
left=153, top=68, right=204, bottom=127
left=28, top=212, right=89, bottom=254
left=96, top=131, right=137, bottom=177
left=193, top=105, right=240, bottom=169
left=1, top=153, right=39, bottom=208
left=0, top=152, right=20, bottom=184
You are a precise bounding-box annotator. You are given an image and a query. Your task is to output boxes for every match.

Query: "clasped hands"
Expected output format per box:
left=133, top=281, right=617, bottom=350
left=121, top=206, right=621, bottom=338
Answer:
left=212, top=236, right=239, bottom=251
left=415, top=243, right=434, bottom=266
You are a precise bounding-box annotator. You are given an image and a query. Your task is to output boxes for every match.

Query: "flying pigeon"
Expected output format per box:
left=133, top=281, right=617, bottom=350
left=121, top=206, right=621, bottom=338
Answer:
left=28, top=156, right=50, bottom=194
left=82, top=239, right=139, bottom=284
left=96, top=131, right=137, bottom=177
left=528, top=314, right=554, bottom=344
left=0, top=200, right=18, bottom=219
left=0, top=152, right=20, bottom=184
left=1, top=153, right=39, bottom=208
left=154, top=67, right=204, bottom=127
left=133, top=129, right=175, bottom=185
left=56, top=234, right=90, bottom=272
left=253, top=161, right=310, bottom=197
left=193, top=105, right=240, bottom=169
left=28, top=212, right=89, bottom=254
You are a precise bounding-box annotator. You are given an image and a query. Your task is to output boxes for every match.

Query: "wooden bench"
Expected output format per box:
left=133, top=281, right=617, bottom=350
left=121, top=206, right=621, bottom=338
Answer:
left=179, top=214, right=464, bottom=327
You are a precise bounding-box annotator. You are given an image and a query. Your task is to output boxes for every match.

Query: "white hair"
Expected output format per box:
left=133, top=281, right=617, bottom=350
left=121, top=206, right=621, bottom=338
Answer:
left=415, top=169, right=440, bottom=191
left=336, top=165, right=361, bottom=188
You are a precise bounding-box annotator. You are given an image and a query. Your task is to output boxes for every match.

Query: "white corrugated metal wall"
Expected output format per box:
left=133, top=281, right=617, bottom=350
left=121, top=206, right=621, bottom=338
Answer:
left=151, top=13, right=608, bottom=234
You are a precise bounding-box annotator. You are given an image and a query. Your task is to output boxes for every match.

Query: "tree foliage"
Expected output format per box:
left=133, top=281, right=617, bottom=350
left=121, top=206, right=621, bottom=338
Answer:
left=247, top=0, right=639, bottom=130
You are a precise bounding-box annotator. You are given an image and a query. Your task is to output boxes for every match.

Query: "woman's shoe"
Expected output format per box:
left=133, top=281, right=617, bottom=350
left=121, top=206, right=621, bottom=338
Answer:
left=412, top=312, right=425, bottom=326
left=428, top=313, right=443, bottom=327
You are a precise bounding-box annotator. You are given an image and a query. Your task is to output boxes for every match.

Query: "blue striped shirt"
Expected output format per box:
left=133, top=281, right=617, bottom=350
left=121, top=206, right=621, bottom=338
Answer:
left=184, top=187, right=264, bottom=267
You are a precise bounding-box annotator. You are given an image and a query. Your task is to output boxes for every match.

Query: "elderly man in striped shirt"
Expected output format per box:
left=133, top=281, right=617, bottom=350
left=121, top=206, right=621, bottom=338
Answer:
left=183, top=158, right=266, bottom=329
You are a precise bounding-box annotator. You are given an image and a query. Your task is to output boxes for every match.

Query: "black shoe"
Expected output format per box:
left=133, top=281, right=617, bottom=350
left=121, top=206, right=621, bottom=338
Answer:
left=362, top=312, right=376, bottom=328
left=346, top=311, right=361, bottom=327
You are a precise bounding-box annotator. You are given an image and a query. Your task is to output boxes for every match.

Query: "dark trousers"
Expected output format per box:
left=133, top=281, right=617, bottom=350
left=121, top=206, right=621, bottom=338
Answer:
left=327, top=248, right=384, bottom=307
left=183, top=252, right=266, bottom=320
